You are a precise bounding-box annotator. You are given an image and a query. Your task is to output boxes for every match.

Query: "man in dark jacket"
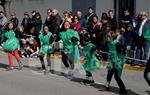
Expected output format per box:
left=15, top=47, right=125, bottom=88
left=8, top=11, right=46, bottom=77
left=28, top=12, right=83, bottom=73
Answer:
left=51, top=9, right=62, bottom=37
left=108, top=10, right=117, bottom=31
left=44, top=9, right=53, bottom=32
left=135, top=11, right=150, bottom=65
left=121, top=9, right=133, bottom=28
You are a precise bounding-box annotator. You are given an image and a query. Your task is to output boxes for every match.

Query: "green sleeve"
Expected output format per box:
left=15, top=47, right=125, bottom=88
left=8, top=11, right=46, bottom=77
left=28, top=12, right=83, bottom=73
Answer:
left=72, top=30, right=80, bottom=41
left=59, top=32, right=62, bottom=40
left=143, top=29, right=150, bottom=42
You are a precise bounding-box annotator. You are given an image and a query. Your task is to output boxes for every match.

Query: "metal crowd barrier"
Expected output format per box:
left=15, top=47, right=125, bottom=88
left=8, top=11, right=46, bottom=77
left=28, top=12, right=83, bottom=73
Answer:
left=99, top=50, right=147, bottom=63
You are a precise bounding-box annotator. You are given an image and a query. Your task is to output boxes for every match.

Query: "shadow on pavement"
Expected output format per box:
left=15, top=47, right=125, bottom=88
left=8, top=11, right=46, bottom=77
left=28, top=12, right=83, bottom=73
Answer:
left=50, top=69, right=66, bottom=77
left=70, top=77, right=139, bottom=95
left=26, top=65, right=66, bottom=77
left=93, top=83, right=139, bottom=95
left=70, top=77, right=85, bottom=83
left=0, top=63, right=9, bottom=69
left=145, top=90, right=150, bottom=95
left=92, top=83, right=119, bottom=94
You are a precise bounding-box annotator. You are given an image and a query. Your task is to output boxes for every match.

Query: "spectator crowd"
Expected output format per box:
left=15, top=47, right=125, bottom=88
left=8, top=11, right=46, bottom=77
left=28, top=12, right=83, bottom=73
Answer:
left=0, top=7, right=149, bottom=66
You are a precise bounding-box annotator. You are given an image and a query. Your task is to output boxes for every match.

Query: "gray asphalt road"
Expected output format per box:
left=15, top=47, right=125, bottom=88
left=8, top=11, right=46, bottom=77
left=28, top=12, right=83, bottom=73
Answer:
left=0, top=52, right=149, bottom=95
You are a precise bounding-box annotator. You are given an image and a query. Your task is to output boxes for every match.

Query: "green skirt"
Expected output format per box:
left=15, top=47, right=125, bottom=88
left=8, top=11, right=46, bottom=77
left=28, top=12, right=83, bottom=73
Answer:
left=82, top=57, right=101, bottom=72
left=2, top=38, right=19, bottom=51
left=40, top=45, right=53, bottom=55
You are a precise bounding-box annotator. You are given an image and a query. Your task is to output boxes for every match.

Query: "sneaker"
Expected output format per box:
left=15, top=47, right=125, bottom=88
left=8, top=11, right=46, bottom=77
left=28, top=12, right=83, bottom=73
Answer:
left=64, top=68, right=69, bottom=75
left=104, top=82, right=110, bottom=91
left=104, top=85, right=110, bottom=91
left=18, top=62, right=23, bottom=70
left=43, top=69, right=48, bottom=75
left=6, top=67, right=14, bottom=71
left=67, top=74, right=74, bottom=80
left=68, top=69, right=73, bottom=76
left=46, top=66, right=51, bottom=73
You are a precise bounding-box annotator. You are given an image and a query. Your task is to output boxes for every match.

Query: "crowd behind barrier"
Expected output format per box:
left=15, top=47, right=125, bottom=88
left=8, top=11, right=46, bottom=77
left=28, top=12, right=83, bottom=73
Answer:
left=0, top=8, right=149, bottom=66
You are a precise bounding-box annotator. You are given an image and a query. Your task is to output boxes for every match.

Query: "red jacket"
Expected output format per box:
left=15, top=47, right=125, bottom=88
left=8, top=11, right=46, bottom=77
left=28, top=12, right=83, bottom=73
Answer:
left=72, top=22, right=81, bottom=34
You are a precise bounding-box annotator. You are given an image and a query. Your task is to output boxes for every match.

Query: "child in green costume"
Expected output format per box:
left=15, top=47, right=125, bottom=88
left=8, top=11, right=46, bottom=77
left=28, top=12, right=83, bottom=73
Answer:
left=2, top=22, right=23, bottom=70
left=39, top=25, right=54, bottom=74
left=105, top=31, right=127, bottom=94
left=59, top=21, right=80, bottom=79
left=80, top=32, right=101, bottom=85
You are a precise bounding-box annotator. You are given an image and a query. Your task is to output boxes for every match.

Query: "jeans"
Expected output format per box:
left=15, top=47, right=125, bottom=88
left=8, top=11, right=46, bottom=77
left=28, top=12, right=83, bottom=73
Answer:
left=126, top=48, right=135, bottom=64
left=135, top=41, right=150, bottom=64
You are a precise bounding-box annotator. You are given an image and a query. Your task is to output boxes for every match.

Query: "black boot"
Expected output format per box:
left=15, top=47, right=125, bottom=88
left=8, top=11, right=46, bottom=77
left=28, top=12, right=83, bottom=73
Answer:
left=81, top=79, right=91, bottom=85
left=119, top=90, right=127, bottom=95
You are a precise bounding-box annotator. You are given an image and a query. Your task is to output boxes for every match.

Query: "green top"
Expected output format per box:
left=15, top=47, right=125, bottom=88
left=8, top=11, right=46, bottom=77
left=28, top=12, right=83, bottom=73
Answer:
left=107, top=39, right=125, bottom=77
left=83, top=43, right=97, bottom=59
left=4, top=30, right=16, bottom=39
left=2, top=30, right=19, bottom=51
left=59, top=29, right=80, bottom=63
left=39, top=32, right=54, bottom=54
left=82, top=42, right=100, bottom=71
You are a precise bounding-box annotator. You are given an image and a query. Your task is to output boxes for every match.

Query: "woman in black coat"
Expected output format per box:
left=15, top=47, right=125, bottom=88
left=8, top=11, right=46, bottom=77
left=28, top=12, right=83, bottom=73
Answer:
left=29, top=12, right=42, bottom=37
left=21, top=12, right=31, bottom=34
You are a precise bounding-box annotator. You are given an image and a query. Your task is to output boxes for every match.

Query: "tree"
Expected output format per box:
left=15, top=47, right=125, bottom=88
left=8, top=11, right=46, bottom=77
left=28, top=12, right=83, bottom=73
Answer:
left=0, top=0, right=11, bottom=18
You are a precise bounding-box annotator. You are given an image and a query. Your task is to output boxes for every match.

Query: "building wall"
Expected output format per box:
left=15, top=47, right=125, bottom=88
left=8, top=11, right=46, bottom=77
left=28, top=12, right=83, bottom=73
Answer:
left=10, top=0, right=115, bottom=21
left=7, top=0, right=150, bottom=22
left=72, top=0, right=96, bottom=17
left=10, top=0, right=72, bottom=21
left=136, top=0, right=150, bottom=16
left=96, top=0, right=114, bottom=18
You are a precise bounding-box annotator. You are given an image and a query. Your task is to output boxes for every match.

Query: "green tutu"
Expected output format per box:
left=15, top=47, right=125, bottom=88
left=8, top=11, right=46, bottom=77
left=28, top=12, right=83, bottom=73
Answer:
left=82, top=57, right=100, bottom=71
left=2, top=38, right=19, bottom=51
left=81, top=43, right=101, bottom=71
left=40, top=45, right=53, bottom=55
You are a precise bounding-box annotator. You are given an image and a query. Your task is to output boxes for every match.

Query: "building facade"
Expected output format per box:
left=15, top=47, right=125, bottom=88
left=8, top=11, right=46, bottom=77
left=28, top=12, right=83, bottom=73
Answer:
left=8, top=0, right=150, bottom=21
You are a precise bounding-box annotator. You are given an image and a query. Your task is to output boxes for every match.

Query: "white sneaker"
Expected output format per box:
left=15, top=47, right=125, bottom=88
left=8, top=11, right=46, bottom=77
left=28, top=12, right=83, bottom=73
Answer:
left=66, top=73, right=74, bottom=80
left=67, top=69, right=74, bottom=80
left=18, top=62, right=23, bottom=70
left=68, top=69, right=74, bottom=76
left=47, top=66, right=51, bottom=73
left=64, top=68, right=69, bottom=75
